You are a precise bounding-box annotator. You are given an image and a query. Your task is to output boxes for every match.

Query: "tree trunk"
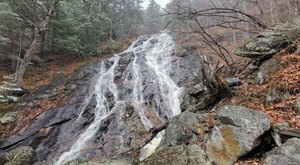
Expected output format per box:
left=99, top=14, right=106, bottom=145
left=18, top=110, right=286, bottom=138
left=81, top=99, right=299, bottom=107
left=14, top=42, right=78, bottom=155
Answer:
left=40, top=31, right=46, bottom=55
left=16, top=29, right=40, bottom=87
left=16, top=0, right=60, bottom=87
left=109, top=0, right=116, bottom=41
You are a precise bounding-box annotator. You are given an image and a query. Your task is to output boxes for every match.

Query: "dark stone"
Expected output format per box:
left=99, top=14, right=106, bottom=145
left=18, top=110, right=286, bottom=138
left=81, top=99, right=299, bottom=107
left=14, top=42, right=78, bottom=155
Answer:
left=225, top=77, right=242, bottom=87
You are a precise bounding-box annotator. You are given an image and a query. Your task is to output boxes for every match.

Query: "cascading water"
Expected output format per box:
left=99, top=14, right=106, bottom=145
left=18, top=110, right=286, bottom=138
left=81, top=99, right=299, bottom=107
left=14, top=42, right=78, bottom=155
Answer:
left=55, top=32, right=184, bottom=164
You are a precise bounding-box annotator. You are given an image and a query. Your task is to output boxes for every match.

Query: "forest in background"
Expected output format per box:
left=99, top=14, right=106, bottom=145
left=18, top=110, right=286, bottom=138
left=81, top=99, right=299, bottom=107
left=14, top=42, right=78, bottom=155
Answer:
left=0, top=0, right=300, bottom=87
left=0, top=0, right=162, bottom=59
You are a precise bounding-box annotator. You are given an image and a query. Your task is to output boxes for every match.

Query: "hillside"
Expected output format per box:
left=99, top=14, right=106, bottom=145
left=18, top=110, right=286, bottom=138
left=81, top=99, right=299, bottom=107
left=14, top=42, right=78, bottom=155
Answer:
left=0, top=0, right=300, bottom=165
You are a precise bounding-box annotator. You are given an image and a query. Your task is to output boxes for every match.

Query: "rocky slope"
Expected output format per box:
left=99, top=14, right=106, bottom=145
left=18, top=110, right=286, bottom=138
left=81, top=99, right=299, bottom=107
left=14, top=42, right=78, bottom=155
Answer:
left=1, top=19, right=300, bottom=165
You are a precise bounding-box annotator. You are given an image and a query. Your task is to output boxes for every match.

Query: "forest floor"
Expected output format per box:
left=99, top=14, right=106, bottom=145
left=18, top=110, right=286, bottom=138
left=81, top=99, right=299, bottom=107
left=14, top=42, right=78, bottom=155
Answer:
left=221, top=50, right=300, bottom=165
left=0, top=38, right=135, bottom=91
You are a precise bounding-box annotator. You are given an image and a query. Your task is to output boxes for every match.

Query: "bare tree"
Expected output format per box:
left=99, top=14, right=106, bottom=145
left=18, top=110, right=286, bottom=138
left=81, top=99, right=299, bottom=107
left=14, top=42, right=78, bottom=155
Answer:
left=16, top=0, right=60, bottom=87
left=165, top=2, right=266, bottom=66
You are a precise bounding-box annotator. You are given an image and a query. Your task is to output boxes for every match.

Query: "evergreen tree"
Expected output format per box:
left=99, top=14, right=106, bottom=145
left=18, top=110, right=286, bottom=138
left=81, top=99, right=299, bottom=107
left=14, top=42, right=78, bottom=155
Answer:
left=145, top=0, right=163, bottom=34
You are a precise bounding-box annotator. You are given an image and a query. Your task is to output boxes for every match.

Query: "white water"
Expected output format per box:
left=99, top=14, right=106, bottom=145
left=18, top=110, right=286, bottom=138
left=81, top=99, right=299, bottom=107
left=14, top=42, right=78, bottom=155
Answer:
left=55, top=33, right=183, bottom=164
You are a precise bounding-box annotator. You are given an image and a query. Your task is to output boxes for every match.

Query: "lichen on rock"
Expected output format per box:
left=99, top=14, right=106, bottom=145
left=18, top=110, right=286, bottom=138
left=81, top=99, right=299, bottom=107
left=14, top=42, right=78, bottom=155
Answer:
left=205, top=105, right=271, bottom=165
left=0, top=146, right=37, bottom=165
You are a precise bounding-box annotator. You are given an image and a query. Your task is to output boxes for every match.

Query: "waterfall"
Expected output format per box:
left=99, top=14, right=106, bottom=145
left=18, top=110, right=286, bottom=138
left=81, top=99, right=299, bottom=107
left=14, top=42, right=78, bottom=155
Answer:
left=55, top=32, right=183, bottom=164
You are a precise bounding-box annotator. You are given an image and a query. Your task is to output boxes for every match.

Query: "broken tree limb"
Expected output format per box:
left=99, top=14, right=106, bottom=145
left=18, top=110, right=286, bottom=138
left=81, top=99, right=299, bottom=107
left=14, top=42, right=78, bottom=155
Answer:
left=120, top=120, right=169, bottom=155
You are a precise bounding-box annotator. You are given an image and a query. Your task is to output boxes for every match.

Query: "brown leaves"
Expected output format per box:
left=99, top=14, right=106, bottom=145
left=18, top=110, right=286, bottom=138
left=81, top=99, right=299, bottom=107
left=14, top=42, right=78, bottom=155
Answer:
left=225, top=52, right=300, bottom=131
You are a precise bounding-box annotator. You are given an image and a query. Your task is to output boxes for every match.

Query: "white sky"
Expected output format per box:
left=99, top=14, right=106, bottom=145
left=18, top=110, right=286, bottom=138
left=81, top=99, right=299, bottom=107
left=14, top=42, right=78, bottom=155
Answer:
left=142, top=0, right=171, bottom=9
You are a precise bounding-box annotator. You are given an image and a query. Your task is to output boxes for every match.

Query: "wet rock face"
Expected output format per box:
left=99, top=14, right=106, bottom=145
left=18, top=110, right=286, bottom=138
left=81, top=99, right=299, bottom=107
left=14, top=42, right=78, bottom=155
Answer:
left=0, top=146, right=37, bottom=165
left=159, top=112, right=209, bottom=149
left=140, top=145, right=212, bottom=165
left=173, top=50, right=221, bottom=112
left=180, top=81, right=219, bottom=112
left=0, top=62, right=103, bottom=163
left=1, top=33, right=221, bottom=164
left=91, top=101, right=152, bottom=157
left=170, top=50, right=204, bottom=87
left=264, top=138, right=300, bottom=165
left=205, top=106, right=271, bottom=165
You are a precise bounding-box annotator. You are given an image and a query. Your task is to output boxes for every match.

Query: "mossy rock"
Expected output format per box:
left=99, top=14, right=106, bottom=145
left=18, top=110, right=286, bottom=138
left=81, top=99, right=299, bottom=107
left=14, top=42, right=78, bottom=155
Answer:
left=235, top=17, right=300, bottom=60
left=0, top=146, right=37, bottom=165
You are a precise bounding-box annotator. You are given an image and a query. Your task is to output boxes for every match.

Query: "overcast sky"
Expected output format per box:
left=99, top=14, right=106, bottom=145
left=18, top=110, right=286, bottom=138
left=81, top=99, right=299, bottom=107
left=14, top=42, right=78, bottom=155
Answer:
left=142, top=0, right=171, bottom=9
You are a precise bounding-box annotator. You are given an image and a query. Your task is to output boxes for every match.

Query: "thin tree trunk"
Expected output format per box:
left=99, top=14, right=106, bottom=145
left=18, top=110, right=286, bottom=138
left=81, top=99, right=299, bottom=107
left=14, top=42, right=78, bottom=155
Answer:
left=16, top=0, right=60, bottom=87
left=40, top=31, right=46, bottom=55
left=15, top=32, right=22, bottom=81
left=16, top=29, right=40, bottom=87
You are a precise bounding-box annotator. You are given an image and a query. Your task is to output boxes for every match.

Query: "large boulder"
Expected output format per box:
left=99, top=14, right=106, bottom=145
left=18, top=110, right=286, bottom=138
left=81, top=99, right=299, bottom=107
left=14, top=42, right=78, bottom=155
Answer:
left=140, top=145, right=212, bottom=165
left=159, top=112, right=209, bottom=149
left=205, top=105, right=271, bottom=165
left=235, top=31, right=291, bottom=60
left=0, top=146, right=37, bottom=165
left=264, top=138, right=300, bottom=165
left=235, top=18, right=300, bottom=61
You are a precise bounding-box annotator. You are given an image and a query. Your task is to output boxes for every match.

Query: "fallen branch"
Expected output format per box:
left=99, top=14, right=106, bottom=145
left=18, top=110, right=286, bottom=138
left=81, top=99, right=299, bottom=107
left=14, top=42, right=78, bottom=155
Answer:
left=120, top=121, right=169, bottom=155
